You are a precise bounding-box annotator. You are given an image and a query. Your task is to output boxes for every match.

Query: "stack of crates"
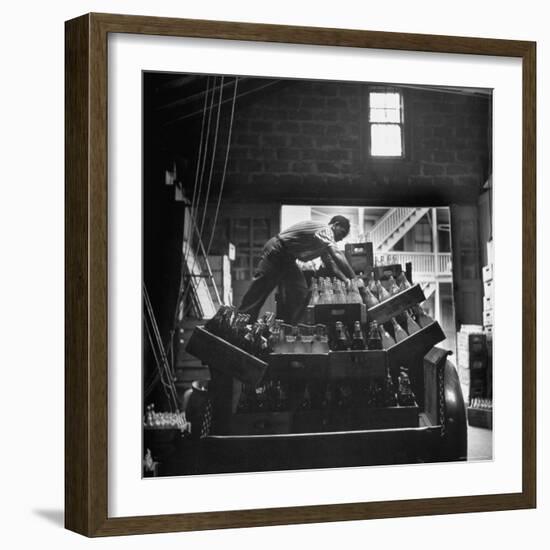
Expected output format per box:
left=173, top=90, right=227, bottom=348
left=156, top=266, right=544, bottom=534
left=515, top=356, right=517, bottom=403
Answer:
left=482, top=240, right=493, bottom=410
left=456, top=326, right=488, bottom=400
left=482, top=240, right=494, bottom=341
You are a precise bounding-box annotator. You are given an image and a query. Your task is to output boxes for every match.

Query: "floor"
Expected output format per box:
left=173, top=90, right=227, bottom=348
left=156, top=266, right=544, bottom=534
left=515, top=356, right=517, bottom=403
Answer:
left=467, top=424, right=493, bottom=461
left=457, top=374, right=493, bottom=460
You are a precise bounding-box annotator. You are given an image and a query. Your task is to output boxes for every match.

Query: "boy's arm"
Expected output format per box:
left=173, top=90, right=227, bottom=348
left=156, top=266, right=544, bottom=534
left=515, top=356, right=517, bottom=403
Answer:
left=321, top=248, right=356, bottom=280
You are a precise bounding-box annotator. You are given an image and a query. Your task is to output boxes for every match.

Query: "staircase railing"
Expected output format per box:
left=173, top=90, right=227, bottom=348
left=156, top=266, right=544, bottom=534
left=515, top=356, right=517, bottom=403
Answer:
left=374, top=252, right=452, bottom=277
left=367, top=207, right=417, bottom=250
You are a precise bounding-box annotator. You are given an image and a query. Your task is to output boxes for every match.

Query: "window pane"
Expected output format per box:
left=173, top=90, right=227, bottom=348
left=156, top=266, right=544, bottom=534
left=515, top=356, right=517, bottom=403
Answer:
left=370, top=124, right=402, bottom=156
left=252, top=218, right=270, bottom=242
left=232, top=218, right=250, bottom=245
left=369, top=107, right=401, bottom=123
left=369, top=92, right=400, bottom=109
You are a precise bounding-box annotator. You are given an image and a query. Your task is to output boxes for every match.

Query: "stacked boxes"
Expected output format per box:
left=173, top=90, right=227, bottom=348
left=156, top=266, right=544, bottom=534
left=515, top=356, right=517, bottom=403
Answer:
left=456, top=326, right=488, bottom=399
left=483, top=240, right=494, bottom=339
left=482, top=240, right=493, bottom=403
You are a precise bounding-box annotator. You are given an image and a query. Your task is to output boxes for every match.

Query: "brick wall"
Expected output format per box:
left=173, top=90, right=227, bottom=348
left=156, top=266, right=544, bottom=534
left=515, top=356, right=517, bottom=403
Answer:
left=217, top=80, right=490, bottom=205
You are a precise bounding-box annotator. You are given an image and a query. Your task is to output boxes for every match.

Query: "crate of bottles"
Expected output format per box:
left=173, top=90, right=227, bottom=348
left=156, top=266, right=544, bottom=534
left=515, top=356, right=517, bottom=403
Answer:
left=467, top=397, right=492, bottom=429
left=268, top=353, right=330, bottom=378
left=367, top=284, right=426, bottom=325
left=185, top=326, right=268, bottom=386
left=291, top=367, right=419, bottom=432
left=328, top=350, right=387, bottom=379
left=313, top=303, right=367, bottom=327
left=386, top=321, right=446, bottom=365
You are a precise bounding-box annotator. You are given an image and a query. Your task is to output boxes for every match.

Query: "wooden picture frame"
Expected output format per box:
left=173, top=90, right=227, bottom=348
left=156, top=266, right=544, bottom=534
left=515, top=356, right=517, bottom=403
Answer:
left=65, top=12, right=536, bottom=537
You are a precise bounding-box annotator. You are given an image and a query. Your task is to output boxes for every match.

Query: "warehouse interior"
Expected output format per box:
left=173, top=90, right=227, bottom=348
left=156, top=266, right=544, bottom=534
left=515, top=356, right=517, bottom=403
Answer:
left=142, top=73, right=494, bottom=475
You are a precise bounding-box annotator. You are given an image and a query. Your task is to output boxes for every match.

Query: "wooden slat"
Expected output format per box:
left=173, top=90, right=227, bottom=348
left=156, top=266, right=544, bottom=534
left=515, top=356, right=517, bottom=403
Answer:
left=186, top=327, right=267, bottom=385
left=268, top=353, right=330, bottom=378
left=388, top=321, right=446, bottom=366
left=313, top=303, right=367, bottom=326
left=367, top=283, right=426, bottom=325
left=328, top=350, right=387, bottom=378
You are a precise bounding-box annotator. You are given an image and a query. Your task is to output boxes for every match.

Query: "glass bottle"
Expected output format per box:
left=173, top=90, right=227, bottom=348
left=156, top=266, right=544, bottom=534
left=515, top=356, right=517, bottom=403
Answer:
left=397, top=367, right=416, bottom=406
left=383, top=368, right=397, bottom=406
left=397, top=272, right=412, bottom=291
left=269, top=319, right=284, bottom=353
left=351, top=321, right=366, bottom=350
left=412, top=305, right=433, bottom=328
left=311, top=324, right=330, bottom=353
left=350, top=279, right=363, bottom=304
left=243, top=325, right=256, bottom=354
left=379, top=324, right=396, bottom=349
left=334, top=321, right=349, bottom=351
left=376, top=280, right=391, bottom=302
left=391, top=317, right=409, bottom=343
left=387, top=275, right=400, bottom=295
left=367, top=272, right=377, bottom=295
left=363, top=287, right=380, bottom=309
left=404, top=310, right=421, bottom=335
left=308, top=278, right=320, bottom=306
left=280, top=323, right=294, bottom=353
left=367, top=321, right=383, bottom=350
left=293, top=325, right=308, bottom=354
left=332, top=280, right=343, bottom=304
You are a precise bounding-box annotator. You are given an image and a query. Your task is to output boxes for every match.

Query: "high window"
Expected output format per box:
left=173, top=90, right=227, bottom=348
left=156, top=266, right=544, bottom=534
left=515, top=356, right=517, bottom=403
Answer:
left=368, top=88, right=404, bottom=157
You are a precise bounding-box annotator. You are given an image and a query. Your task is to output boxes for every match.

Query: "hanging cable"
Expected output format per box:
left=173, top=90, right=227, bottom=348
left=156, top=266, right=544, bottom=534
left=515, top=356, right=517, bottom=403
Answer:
left=163, top=80, right=278, bottom=126
left=173, top=77, right=212, bottom=332
left=180, top=76, right=234, bottom=318
left=179, top=76, right=225, bottom=313
left=193, top=76, right=217, bottom=237
left=143, top=284, right=179, bottom=410
left=143, top=313, right=176, bottom=411
left=205, top=77, right=239, bottom=258
left=197, top=75, right=224, bottom=248
left=176, top=77, right=218, bottom=315
left=143, top=308, right=177, bottom=409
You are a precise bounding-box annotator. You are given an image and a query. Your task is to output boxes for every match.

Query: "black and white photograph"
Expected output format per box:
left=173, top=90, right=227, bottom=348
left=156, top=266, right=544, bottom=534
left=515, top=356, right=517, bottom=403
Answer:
left=142, top=71, right=494, bottom=477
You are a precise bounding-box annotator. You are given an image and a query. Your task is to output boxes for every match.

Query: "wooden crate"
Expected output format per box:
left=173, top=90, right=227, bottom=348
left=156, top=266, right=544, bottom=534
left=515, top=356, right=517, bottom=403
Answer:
left=344, top=242, right=374, bottom=274
left=467, top=406, right=492, bottom=429
left=268, top=353, right=330, bottom=379
left=268, top=351, right=386, bottom=380
left=328, top=350, right=387, bottom=379
left=367, top=284, right=426, bottom=325
left=229, top=412, right=293, bottom=435
left=387, top=321, right=446, bottom=367
left=185, top=326, right=267, bottom=385
left=292, top=404, right=419, bottom=433
left=313, top=303, right=367, bottom=327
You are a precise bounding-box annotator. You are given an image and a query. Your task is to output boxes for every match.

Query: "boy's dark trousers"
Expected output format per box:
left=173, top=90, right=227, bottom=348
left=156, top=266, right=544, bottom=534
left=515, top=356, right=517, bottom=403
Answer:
left=239, top=236, right=309, bottom=323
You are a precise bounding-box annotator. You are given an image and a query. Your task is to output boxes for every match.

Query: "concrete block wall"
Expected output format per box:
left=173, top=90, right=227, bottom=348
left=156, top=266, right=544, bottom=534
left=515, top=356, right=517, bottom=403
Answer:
left=217, top=80, right=490, bottom=205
